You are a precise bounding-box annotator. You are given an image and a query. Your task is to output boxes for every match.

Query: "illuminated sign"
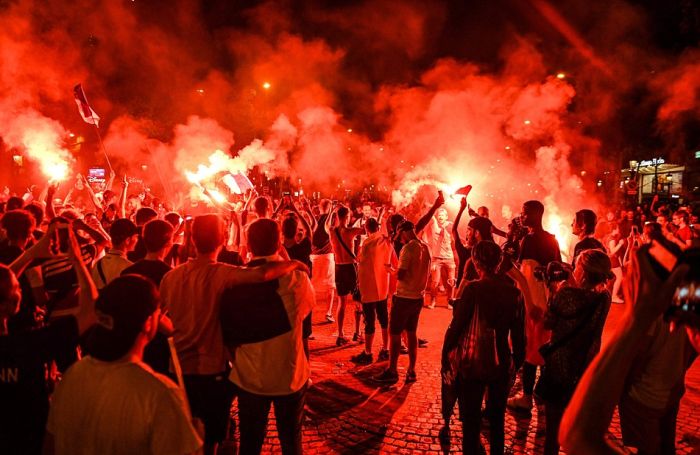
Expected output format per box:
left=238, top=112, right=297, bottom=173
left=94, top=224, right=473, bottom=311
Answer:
left=638, top=158, right=665, bottom=167
left=695, top=151, right=700, bottom=159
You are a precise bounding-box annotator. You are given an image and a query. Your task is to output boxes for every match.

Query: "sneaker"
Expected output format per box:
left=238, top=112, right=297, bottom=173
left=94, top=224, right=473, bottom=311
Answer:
left=399, top=344, right=409, bottom=354
left=336, top=336, right=349, bottom=347
left=326, top=314, right=335, bottom=323
left=418, top=338, right=429, bottom=348
left=405, top=370, right=417, bottom=383
left=377, top=349, right=389, bottom=361
left=507, top=393, right=533, bottom=412
left=352, top=332, right=364, bottom=343
left=351, top=351, right=373, bottom=365
left=372, top=368, right=399, bottom=384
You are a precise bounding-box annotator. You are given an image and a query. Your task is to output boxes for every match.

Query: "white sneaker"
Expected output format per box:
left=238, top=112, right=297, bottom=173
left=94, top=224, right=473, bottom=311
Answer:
left=507, top=393, right=533, bottom=411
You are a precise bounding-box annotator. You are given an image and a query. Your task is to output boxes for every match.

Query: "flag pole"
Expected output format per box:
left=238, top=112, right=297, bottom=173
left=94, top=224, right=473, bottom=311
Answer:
left=92, top=123, right=113, bottom=173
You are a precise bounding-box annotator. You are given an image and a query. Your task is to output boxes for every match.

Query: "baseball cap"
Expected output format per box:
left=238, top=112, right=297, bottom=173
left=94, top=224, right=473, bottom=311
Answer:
left=87, top=275, right=159, bottom=361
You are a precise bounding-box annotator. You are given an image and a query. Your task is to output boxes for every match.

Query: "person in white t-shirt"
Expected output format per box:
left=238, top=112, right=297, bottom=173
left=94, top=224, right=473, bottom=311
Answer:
left=45, top=275, right=203, bottom=455
left=220, top=219, right=315, bottom=455
left=91, top=218, right=138, bottom=289
left=374, top=221, right=431, bottom=385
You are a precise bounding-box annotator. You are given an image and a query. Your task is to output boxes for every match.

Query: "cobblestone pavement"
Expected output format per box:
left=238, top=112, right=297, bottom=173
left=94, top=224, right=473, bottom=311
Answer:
left=231, top=294, right=700, bottom=454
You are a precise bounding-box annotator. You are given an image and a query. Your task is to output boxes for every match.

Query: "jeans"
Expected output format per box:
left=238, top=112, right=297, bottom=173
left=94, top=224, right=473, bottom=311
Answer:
left=457, top=372, right=510, bottom=455
left=236, top=383, right=308, bottom=455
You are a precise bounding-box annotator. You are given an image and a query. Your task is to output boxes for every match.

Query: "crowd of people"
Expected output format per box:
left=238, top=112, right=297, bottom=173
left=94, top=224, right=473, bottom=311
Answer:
left=0, top=176, right=698, bottom=455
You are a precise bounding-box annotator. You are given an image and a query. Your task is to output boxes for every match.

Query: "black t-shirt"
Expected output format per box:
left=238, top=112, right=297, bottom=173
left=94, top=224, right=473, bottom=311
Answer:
left=519, top=229, right=562, bottom=266
left=121, top=259, right=172, bottom=286
left=0, top=317, right=79, bottom=454
left=127, top=235, right=147, bottom=263
left=285, top=237, right=312, bottom=274
left=218, top=249, right=243, bottom=266
left=572, top=237, right=605, bottom=267
left=455, top=239, right=471, bottom=286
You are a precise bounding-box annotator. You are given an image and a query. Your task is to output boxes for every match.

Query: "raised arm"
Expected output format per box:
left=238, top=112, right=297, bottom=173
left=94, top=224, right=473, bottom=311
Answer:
left=64, top=228, right=98, bottom=334
left=416, top=191, right=444, bottom=234
left=290, top=202, right=312, bottom=239
left=81, top=174, right=103, bottom=213
left=230, top=260, right=310, bottom=285
left=118, top=176, right=129, bottom=219
left=453, top=197, right=467, bottom=250
left=559, top=249, right=688, bottom=455
left=45, top=182, right=59, bottom=220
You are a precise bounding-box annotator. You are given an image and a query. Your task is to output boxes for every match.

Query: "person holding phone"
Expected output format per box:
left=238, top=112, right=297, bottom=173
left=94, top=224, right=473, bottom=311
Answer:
left=560, top=245, right=699, bottom=455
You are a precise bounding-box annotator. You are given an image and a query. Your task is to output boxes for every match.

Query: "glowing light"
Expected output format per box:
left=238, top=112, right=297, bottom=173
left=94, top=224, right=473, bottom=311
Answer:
left=196, top=89, right=205, bottom=94
left=68, top=133, right=75, bottom=138
left=207, top=189, right=226, bottom=203
left=524, top=119, right=531, bottom=125
left=580, top=170, right=586, bottom=176
left=46, top=161, right=69, bottom=181
left=545, top=213, right=573, bottom=260
left=185, top=149, right=230, bottom=184
left=347, top=128, right=353, bottom=133
left=12, top=155, right=22, bottom=166
left=556, top=72, right=566, bottom=79
left=262, top=82, right=271, bottom=90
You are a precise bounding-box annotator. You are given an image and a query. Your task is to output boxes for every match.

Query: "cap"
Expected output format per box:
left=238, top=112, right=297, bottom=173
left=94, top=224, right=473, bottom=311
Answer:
left=87, top=275, right=159, bottom=361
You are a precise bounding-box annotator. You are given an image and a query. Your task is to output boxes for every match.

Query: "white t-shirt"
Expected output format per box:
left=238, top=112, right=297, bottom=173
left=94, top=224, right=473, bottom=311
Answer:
left=395, top=239, right=431, bottom=299
left=91, top=249, right=133, bottom=289
left=47, top=357, right=202, bottom=455
left=228, top=264, right=316, bottom=396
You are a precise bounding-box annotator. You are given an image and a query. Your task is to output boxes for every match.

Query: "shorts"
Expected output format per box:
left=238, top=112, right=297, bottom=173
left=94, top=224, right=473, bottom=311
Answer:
left=362, top=300, right=388, bottom=335
left=183, top=372, right=236, bottom=444
left=335, top=263, right=358, bottom=297
left=310, top=253, right=335, bottom=293
left=389, top=295, right=423, bottom=335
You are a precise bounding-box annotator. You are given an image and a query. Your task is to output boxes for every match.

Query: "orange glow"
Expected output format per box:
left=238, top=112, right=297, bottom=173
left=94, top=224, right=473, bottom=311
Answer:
left=262, top=82, right=271, bottom=90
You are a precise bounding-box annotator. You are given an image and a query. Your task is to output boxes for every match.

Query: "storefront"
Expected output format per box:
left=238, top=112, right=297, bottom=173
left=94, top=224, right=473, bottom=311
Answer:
left=621, top=157, right=685, bottom=203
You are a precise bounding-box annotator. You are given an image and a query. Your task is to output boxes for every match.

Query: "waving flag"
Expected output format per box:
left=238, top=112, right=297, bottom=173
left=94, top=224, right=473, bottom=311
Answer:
left=73, top=84, right=100, bottom=126
left=222, top=172, right=255, bottom=194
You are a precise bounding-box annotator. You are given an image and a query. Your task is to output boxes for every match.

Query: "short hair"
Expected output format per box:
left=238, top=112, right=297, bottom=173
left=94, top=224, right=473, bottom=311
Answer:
left=318, top=199, right=332, bottom=212
left=247, top=218, right=280, bottom=257
left=192, top=214, right=225, bottom=254
left=472, top=241, right=502, bottom=274
left=164, top=212, right=182, bottom=228
left=365, top=217, right=379, bottom=233
left=87, top=275, right=159, bottom=361
left=674, top=210, right=689, bottom=224
left=523, top=200, right=545, bottom=218
left=109, top=218, right=138, bottom=246
left=337, top=206, right=350, bottom=219
left=575, top=209, right=598, bottom=235
left=1, top=210, right=36, bottom=241
left=142, top=220, right=174, bottom=253
left=6, top=197, right=23, bottom=211
left=24, top=202, right=44, bottom=226
left=281, top=216, right=298, bottom=240
left=436, top=207, right=447, bottom=215
left=135, top=207, right=158, bottom=226
left=577, top=249, right=613, bottom=286
left=388, top=214, right=405, bottom=232
left=253, top=197, right=271, bottom=217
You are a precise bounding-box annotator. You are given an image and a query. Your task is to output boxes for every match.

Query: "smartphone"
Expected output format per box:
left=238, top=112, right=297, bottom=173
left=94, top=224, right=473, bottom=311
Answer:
left=283, top=191, right=291, bottom=196
left=57, top=226, right=70, bottom=253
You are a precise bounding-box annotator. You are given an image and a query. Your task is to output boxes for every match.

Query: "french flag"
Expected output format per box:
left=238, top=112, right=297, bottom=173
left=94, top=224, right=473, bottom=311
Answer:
left=73, top=84, right=100, bottom=127
left=222, top=172, right=255, bottom=194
